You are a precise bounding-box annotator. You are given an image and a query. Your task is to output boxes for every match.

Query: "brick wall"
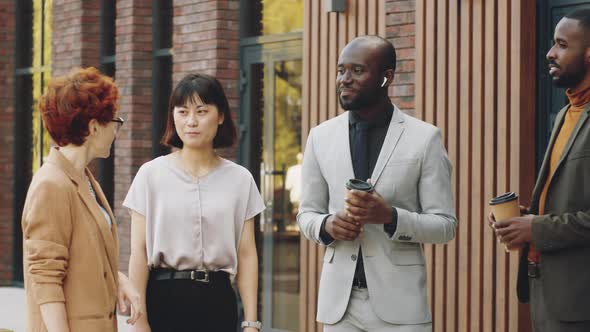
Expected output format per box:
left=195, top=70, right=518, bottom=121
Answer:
left=52, top=0, right=100, bottom=76
left=0, top=0, right=15, bottom=285
left=114, top=0, right=153, bottom=271
left=172, top=0, right=240, bottom=160
left=386, top=0, right=416, bottom=117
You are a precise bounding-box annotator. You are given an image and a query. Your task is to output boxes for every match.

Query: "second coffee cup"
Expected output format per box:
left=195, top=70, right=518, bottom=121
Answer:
left=489, top=192, right=520, bottom=222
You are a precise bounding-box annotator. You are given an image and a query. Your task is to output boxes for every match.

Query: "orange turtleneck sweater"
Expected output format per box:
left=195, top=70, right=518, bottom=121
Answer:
left=528, top=84, right=590, bottom=263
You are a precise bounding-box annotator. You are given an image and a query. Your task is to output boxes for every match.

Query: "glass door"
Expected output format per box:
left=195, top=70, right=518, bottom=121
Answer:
left=240, top=36, right=302, bottom=332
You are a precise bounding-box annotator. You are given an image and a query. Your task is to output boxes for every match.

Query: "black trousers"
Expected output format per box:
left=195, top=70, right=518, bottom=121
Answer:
left=146, top=270, right=238, bottom=332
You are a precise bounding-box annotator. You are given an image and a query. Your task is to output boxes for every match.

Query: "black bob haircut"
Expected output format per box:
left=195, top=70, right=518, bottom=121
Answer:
left=161, top=73, right=237, bottom=149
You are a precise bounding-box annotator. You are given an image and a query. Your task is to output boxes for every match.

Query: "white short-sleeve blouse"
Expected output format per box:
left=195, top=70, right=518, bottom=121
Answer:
left=123, top=154, right=265, bottom=275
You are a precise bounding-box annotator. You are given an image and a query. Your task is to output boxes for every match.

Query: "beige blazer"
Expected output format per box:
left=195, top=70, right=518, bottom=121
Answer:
left=22, top=147, right=119, bottom=332
left=298, top=106, right=457, bottom=325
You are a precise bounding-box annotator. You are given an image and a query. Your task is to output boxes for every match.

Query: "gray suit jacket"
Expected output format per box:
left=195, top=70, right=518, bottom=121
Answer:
left=517, top=103, right=590, bottom=322
left=297, top=107, right=457, bottom=325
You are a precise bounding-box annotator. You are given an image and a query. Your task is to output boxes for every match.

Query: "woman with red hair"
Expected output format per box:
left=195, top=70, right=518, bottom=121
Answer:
left=21, top=67, right=142, bottom=332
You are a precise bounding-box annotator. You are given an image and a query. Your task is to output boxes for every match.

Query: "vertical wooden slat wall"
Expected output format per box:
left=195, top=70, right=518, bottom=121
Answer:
left=414, top=1, right=537, bottom=332
left=300, top=1, right=536, bottom=331
left=299, top=1, right=387, bottom=331
left=446, top=1, right=459, bottom=330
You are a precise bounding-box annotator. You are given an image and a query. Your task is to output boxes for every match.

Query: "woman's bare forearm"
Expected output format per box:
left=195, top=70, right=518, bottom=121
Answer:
left=237, top=252, right=258, bottom=321
left=129, top=211, right=151, bottom=326
left=237, top=219, right=258, bottom=322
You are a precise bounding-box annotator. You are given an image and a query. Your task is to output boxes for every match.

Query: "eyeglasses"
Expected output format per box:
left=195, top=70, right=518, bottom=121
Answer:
left=111, top=117, right=125, bottom=133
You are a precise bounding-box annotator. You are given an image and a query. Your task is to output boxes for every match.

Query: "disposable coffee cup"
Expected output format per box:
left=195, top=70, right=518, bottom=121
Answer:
left=489, top=192, right=520, bottom=252
left=345, top=179, right=374, bottom=192
left=489, top=192, right=520, bottom=222
left=345, top=179, right=373, bottom=236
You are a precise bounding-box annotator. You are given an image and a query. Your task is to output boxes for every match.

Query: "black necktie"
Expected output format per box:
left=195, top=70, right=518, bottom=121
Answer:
left=353, top=122, right=370, bottom=180
left=352, top=121, right=369, bottom=287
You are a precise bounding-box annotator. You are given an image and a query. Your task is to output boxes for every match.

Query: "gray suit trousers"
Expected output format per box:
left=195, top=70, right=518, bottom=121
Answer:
left=323, top=287, right=432, bottom=332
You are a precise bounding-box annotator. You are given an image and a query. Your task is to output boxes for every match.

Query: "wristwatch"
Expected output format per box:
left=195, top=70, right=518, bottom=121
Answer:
left=241, top=320, right=262, bottom=330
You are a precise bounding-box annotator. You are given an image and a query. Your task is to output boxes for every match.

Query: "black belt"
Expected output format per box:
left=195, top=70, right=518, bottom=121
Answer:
left=527, top=261, right=540, bottom=278
left=150, top=268, right=229, bottom=284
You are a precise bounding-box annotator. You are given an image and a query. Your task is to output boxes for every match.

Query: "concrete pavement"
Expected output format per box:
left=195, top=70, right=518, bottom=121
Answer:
left=0, top=287, right=134, bottom=332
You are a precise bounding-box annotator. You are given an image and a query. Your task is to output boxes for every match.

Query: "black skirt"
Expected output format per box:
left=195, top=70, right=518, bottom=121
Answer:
left=146, top=269, right=238, bottom=332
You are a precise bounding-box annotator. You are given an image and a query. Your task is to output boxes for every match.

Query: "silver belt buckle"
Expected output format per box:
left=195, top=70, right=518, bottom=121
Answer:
left=527, top=262, right=540, bottom=278
left=190, top=269, right=210, bottom=283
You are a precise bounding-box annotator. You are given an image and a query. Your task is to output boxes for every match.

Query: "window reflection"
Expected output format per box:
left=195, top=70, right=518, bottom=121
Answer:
left=31, top=0, right=52, bottom=172
left=245, top=0, right=304, bottom=37
left=270, top=60, right=302, bottom=331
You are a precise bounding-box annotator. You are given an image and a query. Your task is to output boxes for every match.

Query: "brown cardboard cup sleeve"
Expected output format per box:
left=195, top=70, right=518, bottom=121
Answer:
left=489, top=192, right=520, bottom=222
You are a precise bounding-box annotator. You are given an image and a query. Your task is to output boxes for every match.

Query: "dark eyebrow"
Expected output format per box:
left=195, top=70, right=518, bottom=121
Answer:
left=337, top=63, right=365, bottom=67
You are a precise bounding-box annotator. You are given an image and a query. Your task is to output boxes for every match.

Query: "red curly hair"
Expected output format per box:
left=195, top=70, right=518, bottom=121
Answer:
left=39, top=67, right=119, bottom=146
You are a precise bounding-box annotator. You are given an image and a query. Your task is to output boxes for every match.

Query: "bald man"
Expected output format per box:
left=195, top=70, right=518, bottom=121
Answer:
left=297, top=36, right=457, bottom=331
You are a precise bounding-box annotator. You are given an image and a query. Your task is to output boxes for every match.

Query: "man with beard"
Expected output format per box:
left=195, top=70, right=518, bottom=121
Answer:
left=490, top=9, right=590, bottom=332
left=297, top=35, right=457, bottom=331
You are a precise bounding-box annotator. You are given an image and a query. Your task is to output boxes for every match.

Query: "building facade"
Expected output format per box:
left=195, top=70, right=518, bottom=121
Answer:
left=1, top=0, right=589, bottom=331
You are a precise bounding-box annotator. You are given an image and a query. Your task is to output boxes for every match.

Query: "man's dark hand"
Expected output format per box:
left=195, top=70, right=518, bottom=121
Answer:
left=494, top=215, right=534, bottom=249
left=344, top=188, right=393, bottom=225
left=325, top=211, right=363, bottom=241
left=487, top=205, right=530, bottom=229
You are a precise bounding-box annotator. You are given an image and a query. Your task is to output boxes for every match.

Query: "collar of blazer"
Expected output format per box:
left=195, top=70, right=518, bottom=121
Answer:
left=46, top=147, right=119, bottom=280
left=343, top=105, right=406, bottom=186
left=532, top=102, right=590, bottom=203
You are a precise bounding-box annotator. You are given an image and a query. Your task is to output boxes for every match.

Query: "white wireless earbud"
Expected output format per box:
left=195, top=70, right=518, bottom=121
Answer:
left=381, top=77, right=387, bottom=87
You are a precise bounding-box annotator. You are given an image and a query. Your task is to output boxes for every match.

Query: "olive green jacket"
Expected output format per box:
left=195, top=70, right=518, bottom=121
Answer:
left=517, top=102, right=590, bottom=322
